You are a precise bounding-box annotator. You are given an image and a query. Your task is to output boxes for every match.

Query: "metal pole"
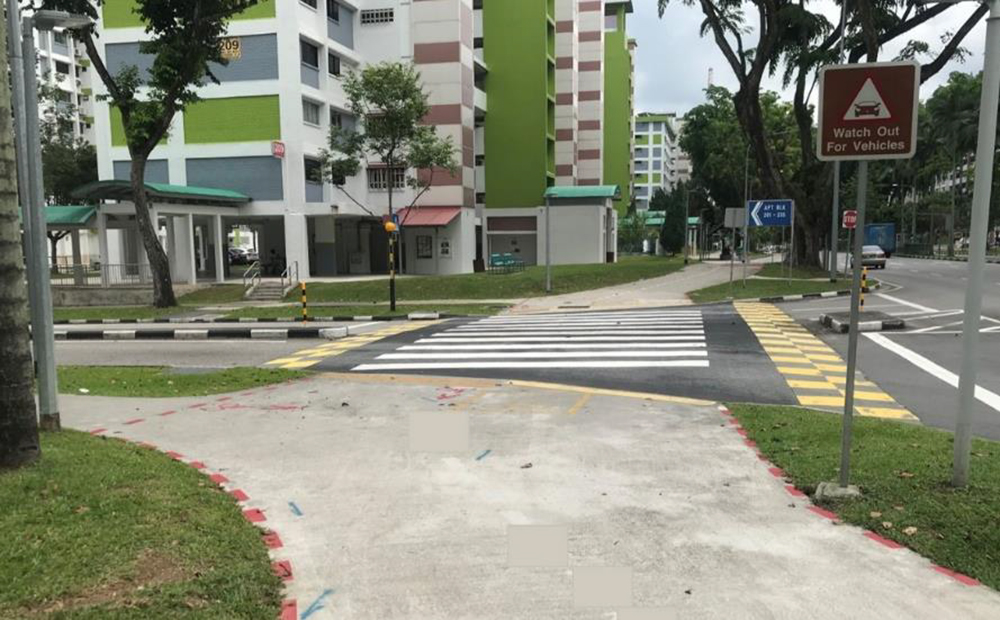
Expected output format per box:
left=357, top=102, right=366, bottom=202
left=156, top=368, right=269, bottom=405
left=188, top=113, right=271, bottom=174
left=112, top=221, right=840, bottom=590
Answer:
left=839, top=160, right=869, bottom=488
left=683, top=188, right=690, bottom=265
left=22, top=19, right=61, bottom=430
left=743, top=143, right=751, bottom=285
left=544, top=197, right=552, bottom=293
left=954, top=0, right=1000, bottom=488
left=789, top=201, right=796, bottom=283
left=829, top=2, right=848, bottom=282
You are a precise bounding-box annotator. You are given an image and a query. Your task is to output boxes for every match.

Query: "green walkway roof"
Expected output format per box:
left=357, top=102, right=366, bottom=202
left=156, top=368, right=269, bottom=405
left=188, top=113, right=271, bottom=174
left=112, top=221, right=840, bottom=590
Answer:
left=544, top=185, right=621, bottom=200
left=72, top=180, right=250, bottom=205
left=18, top=205, right=97, bottom=227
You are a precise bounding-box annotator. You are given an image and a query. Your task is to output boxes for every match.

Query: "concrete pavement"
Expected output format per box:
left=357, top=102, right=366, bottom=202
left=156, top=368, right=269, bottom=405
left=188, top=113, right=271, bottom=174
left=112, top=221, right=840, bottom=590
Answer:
left=65, top=374, right=1000, bottom=619
left=506, top=260, right=756, bottom=313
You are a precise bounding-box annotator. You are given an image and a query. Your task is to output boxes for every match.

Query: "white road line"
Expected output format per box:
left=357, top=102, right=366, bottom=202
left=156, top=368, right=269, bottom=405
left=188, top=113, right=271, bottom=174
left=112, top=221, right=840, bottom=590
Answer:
left=478, top=316, right=705, bottom=324
left=452, top=322, right=705, bottom=330
left=875, top=292, right=938, bottom=313
left=352, top=360, right=712, bottom=371
left=478, top=318, right=704, bottom=326
left=420, top=336, right=706, bottom=343
left=400, top=342, right=708, bottom=350
left=904, top=310, right=963, bottom=322
left=377, top=350, right=709, bottom=360
left=865, top=333, right=1000, bottom=414
left=434, top=330, right=705, bottom=337
left=486, top=311, right=703, bottom=320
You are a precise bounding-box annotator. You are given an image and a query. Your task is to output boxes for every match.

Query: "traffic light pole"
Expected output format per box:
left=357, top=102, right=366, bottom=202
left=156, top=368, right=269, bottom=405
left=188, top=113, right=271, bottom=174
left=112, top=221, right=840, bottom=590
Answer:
left=953, top=0, right=1000, bottom=487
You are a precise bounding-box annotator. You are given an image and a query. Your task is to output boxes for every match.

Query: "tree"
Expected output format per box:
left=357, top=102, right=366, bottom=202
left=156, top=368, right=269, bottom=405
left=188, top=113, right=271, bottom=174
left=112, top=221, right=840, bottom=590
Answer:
left=43, top=0, right=260, bottom=307
left=0, top=16, right=41, bottom=468
left=319, top=62, right=457, bottom=227
left=658, top=0, right=986, bottom=266
left=658, top=187, right=687, bottom=255
left=618, top=213, right=646, bottom=253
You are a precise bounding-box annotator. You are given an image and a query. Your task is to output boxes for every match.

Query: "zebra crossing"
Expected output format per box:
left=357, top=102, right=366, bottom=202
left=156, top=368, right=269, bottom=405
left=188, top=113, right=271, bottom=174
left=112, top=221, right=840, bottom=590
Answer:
left=351, top=309, right=710, bottom=372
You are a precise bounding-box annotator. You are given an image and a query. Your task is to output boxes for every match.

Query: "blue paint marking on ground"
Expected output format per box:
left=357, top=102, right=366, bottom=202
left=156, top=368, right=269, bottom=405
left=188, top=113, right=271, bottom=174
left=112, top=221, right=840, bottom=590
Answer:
left=300, top=588, right=335, bottom=619
left=289, top=501, right=303, bottom=516
left=475, top=449, right=491, bottom=461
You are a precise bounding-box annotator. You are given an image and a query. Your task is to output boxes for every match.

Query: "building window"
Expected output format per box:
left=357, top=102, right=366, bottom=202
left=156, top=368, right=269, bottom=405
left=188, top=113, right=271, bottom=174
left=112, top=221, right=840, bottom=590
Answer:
left=300, top=40, right=319, bottom=68
left=328, top=52, right=341, bottom=77
left=604, top=14, right=618, bottom=31
left=303, top=99, right=321, bottom=125
left=327, top=0, right=340, bottom=21
left=635, top=121, right=649, bottom=132
left=301, top=0, right=318, bottom=8
left=330, top=109, right=343, bottom=129
left=360, top=8, right=394, bottom=24
left=416, top=235, right=432, bottom=258
left=55, top=61, right=70, bottom=75
left=652, top=148, right=662, bottom=157
left=474, top=37, right=484, bottom=49
left=53, top=31, right=68, bottom=45
left=367, top=167, right=405, bottom=191
left=305, top=157, right=323, bottom=184
left=635, top=148, right=648, bottom=158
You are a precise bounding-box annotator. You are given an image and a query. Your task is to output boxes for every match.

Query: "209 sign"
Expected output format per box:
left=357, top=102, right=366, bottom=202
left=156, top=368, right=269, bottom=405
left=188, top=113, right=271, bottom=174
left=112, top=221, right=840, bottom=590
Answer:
left=219, top=37, right=242, bottom=61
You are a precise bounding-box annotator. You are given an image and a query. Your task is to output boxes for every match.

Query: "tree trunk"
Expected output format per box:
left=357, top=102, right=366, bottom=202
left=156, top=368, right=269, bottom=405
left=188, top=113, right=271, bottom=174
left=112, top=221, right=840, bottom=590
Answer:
left=0, top=15, right=40, bottom=469
left=130, top=158, right=176, bottom=307
left=733, top=86, right=784, bottom=200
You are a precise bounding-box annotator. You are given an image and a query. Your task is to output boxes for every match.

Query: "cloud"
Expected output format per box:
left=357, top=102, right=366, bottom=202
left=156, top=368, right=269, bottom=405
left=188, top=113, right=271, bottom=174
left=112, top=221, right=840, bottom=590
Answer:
left=630, top=2, right=988, bottom=115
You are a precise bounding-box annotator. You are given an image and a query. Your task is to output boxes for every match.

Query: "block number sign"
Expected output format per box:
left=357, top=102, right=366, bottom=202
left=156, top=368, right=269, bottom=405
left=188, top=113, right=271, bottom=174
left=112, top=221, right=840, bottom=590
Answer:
left=220, top=37, right=242, bottom=61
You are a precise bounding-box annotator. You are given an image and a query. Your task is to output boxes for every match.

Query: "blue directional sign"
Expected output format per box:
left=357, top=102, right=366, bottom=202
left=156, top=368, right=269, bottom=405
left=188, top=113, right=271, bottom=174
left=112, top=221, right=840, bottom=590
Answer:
left=747, top=200, right=794, bottom=227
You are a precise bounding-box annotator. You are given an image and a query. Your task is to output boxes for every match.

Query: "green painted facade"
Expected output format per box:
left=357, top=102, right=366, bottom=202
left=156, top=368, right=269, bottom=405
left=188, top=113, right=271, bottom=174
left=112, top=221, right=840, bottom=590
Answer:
left=103, top=0, right=275, bottom=29
left=483, top=0, right=556, bottom=209
left=184, top=95, right=281, bottom=143
left=603, top=5, right=633, bottom=215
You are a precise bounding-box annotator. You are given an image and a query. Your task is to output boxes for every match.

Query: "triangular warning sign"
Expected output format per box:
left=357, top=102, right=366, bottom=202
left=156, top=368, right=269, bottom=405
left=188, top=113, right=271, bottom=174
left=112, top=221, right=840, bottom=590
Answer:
left=844, top=78, right=892, bottom=121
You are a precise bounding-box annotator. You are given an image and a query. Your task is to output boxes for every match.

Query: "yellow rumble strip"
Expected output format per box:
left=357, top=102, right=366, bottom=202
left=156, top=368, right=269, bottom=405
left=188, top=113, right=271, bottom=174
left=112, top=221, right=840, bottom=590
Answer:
left=265, top=321, right=439, bottom=370
left=736, top=302, right=917, bottom=421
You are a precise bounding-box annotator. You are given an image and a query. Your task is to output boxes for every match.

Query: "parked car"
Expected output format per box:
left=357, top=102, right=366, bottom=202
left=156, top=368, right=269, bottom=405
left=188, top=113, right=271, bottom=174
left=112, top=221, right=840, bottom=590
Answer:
left=245, top=249, right=259, bottom=262
left=228, top=247, right=249, bottom=265
left=853, top=245, right=887, bottom=269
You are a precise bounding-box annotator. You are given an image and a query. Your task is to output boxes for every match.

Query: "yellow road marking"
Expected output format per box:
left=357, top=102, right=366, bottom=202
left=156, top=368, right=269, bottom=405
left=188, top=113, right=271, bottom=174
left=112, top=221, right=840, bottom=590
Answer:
left=778, top=366, right=823, bottom=376
left=787, top=380, right=839, bottom=390
left=856, top=406, right=914, bottom=420
left=265, top=321, right=439, bottom=370
left=849, top=390, right=896, bottom=402
left=567, top=393, right=592, bottom=415
left=798, top=395, right=846, bottom=407
left=771, top=356, right=813, bottom=364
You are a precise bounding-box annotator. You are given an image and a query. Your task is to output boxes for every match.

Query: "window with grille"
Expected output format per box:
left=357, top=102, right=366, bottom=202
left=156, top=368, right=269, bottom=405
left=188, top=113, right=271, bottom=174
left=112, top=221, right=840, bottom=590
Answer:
left=367, top=167, right=405, bottom=191
left=329, top=109, right=343, bottom=129
left=303, top=99, right=321, bottom=125
left=328, top=52, right=341, bottom=77
left=360, top=8, right=394, bottom=24
left=327, top=0, right=340, bottom=21
left=300, top=40, right=319, bottom=68
left=55, top=61, right=70, bottom=75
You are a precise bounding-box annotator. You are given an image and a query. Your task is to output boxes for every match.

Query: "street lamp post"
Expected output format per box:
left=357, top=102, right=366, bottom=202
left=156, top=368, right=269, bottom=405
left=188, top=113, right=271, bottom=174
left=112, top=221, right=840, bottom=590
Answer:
left=8, top=8, right=93, bottom=430
left=953, top=0, right=1000, bottom=487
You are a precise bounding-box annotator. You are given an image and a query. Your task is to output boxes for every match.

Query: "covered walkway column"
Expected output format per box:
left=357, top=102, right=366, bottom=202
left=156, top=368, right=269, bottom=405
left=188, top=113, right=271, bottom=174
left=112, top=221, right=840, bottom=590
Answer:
left=213, top=214, right=225, bottom=283
left=97, top=211, right=109, bottom=286
left=284, top=213, right=309, bottom=280
left=70, top=230, right=84, bottom=285
left=173, top=214, right=197, bottom=285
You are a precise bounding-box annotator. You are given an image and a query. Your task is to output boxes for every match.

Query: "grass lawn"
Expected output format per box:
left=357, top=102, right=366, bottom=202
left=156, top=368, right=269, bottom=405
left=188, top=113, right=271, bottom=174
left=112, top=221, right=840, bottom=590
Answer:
left=731, top=404, right=1000, bottom=590
left=222, top=303, right=508, bottom=319
left=58, top=366, right=309, bottom=398
left=0, top=431, right=281, bottom=618
left=756, top=264, right=841, bottom=279
left=296, top=256, right=685, bottom=303
left=176, top=284, right=247, bottom=306
left=688, top=277, right=850, bottom=303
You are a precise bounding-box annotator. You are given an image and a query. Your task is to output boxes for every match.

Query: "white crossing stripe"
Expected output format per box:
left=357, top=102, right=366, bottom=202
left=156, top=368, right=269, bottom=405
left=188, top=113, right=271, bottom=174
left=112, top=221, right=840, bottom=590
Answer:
left=354, top=360, right=711, bottom=371
left=352, top=309, right=713, bottom=373
left=400, top=342, right=707, bottom=350
left=377, top=350, right=708, bottom=360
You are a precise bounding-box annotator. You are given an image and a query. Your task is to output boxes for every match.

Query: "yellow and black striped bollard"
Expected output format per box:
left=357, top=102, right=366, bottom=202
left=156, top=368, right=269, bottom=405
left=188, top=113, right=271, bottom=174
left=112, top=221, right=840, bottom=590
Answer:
left=301, top=281, right=308, bottom=323
left=861, top=267, right=868, bottom=311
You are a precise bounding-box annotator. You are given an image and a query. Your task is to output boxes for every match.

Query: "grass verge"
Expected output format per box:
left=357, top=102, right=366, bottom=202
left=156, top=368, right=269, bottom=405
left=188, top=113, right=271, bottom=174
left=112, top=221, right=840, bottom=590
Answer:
left=53, top=306, right=189, bottom=322
left=295, top=256, right=685, bottom=303
left=0, top=431, right=281, bottom=618
left=221, top=303, right=508, bottom=319
left=756, top=264, right=841, bottom=279
left=58, top=366, right=309, bottom=398
left=688, top=277, right=850, bottom=303
left=730, top=403, right=1000, bottom=590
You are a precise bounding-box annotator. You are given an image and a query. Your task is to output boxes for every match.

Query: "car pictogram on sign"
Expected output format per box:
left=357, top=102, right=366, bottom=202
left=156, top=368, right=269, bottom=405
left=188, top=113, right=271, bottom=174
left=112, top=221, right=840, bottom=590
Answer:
left=853, top=101, right=882, bottom=118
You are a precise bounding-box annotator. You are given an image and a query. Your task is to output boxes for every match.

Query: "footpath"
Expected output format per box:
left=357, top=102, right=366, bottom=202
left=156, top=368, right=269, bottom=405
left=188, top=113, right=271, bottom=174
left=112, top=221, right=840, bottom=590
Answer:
left=64, top=374, right=1000, bottom=619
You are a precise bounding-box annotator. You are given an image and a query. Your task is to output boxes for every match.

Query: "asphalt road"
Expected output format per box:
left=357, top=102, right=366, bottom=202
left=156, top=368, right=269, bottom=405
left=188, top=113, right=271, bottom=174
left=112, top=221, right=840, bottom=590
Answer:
left=314, top=305, right=799, bottom=405
left=781, top=255, right=1000, bottom=439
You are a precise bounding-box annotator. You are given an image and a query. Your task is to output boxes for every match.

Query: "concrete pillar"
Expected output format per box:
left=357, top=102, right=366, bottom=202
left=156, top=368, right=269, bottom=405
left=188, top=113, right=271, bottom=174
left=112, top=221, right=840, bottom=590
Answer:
left=165, top=216, right=177, bottom=278
left=70, top=229, right=84, bottom=285
left=174, top=214, right=197, bottom=285
left=283, top=213, right=309, bottom=281
left=97, top=211, right=109, bottom=286
left=213, top=214, right=225, bottom=283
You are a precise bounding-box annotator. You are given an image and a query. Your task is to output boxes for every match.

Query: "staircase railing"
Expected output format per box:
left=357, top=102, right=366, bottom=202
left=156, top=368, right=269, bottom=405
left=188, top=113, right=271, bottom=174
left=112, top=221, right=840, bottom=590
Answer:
left=243, top=260, right=261, bottom=292
left=280, top=260, right=299, bottom=294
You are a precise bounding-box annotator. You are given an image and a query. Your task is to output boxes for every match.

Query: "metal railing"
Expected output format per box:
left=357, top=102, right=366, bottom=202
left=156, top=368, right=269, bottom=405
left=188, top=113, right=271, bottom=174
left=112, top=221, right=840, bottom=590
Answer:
left=280, top=260, right=299, bottom=293
left=49, top=263, right=153, bottom=287
left=243, top=260, right=261, bottom=291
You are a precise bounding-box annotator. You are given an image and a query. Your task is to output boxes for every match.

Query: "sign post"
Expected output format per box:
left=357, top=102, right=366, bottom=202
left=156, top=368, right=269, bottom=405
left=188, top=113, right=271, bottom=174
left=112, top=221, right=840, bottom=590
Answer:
left=747, top=199, right=794, bottom=282
left=817, top=60, right=919, bottom=494
left=724, top=208, right=745, bottom=287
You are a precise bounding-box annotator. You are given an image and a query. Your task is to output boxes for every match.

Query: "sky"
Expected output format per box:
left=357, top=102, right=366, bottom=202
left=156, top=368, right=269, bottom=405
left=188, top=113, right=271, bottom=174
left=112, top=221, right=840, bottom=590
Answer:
left=630, top=1, right=990, bottom=116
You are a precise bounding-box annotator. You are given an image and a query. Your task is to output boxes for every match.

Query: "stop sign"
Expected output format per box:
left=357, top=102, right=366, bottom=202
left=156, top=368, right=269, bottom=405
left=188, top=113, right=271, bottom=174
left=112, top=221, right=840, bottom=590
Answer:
left=842, top=210, right=858, bottom=229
